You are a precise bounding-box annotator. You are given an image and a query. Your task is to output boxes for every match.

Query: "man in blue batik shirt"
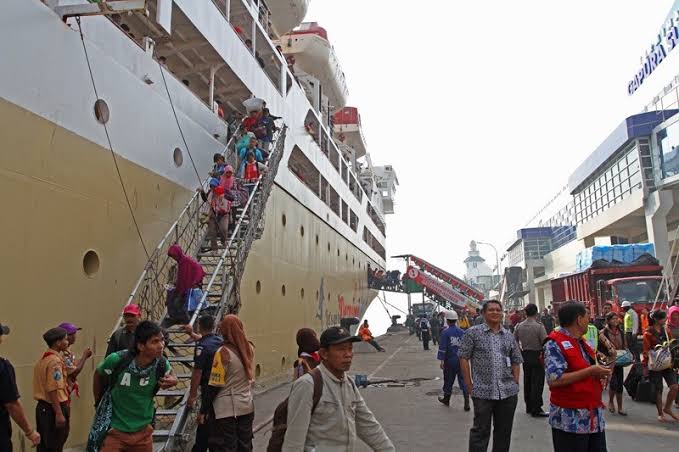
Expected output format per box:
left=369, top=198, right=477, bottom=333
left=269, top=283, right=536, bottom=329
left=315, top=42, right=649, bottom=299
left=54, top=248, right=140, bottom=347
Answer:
left=437, top=310, right=470, bottom=411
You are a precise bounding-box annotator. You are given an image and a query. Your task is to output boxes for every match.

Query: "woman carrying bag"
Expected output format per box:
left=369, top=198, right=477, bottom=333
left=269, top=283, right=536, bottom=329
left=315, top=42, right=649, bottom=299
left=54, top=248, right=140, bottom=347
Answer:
left=642, top=310, right=679, bottom=423
left=201, top=315, right=256, bottom=452
left=598, top=312, right=630, bottom=416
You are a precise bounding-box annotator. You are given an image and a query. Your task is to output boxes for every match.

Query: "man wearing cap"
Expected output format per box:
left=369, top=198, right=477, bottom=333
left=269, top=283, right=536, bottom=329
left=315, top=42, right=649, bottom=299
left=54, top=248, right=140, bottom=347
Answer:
left=1, top=323, right=42, bottom=450
left=437, top=310, right=470, bottom=411
left=622, top=301, right=640, bottom=361
left=106, top=304, right=141, bottom=357
left=58, top=322, right=92, bottom=402
left=283, top=326, right=395, bottom=452
left=33, top=327, right=71, bottom=451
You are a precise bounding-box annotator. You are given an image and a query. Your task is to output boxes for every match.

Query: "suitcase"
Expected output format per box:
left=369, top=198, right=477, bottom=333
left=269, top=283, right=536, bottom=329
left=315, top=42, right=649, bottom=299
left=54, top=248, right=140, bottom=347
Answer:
left=634, top=377, right=657, bottom=404
left=623, top=366, right=641, bottom=399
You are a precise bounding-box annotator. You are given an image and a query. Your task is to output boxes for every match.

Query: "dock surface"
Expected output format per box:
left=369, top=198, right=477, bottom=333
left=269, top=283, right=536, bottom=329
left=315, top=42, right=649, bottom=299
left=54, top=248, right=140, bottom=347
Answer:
left=252, top=330, right=679, bottom=451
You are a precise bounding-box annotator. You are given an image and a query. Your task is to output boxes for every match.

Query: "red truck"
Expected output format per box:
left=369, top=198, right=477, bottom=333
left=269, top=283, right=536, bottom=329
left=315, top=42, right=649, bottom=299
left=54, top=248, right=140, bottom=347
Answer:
left=551, top=264, right=667, bottom=317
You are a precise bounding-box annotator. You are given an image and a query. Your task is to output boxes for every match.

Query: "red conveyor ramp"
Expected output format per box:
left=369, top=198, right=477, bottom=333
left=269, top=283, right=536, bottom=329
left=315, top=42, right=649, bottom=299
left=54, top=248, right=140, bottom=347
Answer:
left=395, top=254, right=484, bottom=309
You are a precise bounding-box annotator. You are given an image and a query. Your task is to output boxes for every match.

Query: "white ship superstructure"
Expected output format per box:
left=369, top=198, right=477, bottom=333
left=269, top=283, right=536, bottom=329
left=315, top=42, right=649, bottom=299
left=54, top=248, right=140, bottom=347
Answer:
left=1, top=0, right=396, bottom=447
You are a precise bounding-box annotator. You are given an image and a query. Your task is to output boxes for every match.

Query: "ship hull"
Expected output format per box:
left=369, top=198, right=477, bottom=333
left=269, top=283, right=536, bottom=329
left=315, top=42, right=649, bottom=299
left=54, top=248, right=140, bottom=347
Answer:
left=0, top=96, right=377, bottom=448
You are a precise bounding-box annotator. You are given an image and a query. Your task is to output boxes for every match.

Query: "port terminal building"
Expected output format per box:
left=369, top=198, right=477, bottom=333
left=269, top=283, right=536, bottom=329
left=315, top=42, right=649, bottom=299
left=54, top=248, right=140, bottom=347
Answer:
left=501, top=108, right=679, bottom=309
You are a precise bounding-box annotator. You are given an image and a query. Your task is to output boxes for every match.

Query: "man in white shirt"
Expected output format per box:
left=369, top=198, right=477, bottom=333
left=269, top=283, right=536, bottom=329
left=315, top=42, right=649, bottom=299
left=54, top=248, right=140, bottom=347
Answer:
left=282, top=326, right=395, bottom=452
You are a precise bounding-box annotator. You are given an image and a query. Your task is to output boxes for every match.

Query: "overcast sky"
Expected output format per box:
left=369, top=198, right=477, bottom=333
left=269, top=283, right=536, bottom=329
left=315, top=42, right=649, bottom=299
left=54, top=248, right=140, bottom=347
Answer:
left=306, top=1, right=678, bottom=331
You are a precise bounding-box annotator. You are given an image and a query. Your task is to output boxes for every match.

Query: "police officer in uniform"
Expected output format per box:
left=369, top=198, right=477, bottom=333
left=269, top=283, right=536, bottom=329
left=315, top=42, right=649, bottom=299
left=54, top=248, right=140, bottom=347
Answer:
left=420, top=316, right=431, bottom=350
left=183, top=316, right=223, bottom=452
left=437, top=311, right=470, bottom=411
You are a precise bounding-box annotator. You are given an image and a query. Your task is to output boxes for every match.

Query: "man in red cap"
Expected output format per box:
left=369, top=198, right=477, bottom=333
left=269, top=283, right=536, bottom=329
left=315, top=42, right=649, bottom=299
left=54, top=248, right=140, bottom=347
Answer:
left=106, top=305, right=142, bottom=357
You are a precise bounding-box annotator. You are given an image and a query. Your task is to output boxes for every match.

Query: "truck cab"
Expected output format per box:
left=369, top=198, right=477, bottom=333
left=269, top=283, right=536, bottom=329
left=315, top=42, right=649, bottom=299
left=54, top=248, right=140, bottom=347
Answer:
left=602, top=276, right=666, bottom=313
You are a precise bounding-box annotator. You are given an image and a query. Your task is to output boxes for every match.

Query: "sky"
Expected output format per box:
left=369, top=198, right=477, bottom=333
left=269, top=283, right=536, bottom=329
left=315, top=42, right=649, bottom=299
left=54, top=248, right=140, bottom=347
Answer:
left=305, top=0, right=679, bottom=334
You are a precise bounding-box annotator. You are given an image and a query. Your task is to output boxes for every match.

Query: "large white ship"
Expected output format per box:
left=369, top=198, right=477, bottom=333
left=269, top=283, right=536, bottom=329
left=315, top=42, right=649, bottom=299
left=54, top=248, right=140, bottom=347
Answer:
left=1, top=0, right=396, bottom=448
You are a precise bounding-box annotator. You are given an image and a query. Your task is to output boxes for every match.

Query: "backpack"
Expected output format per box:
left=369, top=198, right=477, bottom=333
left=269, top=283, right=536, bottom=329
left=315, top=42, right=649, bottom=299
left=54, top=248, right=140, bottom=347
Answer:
left=95, top=351, right=167, bottom=406
left=267, top=368, right=323, bottom=452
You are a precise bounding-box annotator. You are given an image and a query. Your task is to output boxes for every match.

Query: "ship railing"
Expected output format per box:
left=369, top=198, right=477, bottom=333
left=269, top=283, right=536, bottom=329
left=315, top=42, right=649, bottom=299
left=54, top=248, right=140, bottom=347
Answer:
left=160, top=125, right=287, bottom=449
left=108, top=125, right=244, bottom=340
left=211, top=0, right=286, bottom=94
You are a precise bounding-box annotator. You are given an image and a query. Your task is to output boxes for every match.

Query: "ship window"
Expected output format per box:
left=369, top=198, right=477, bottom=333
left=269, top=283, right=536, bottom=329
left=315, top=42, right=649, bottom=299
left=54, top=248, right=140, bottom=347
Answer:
left=173, top=148, right=183, bottom=167
left=328, top=242, right=331, bottom=252
left=300, top=226, right=305, bottom=237
left=301, top=288, right=305, bottom=299
left=316, top=290, right=319, bottom=300
left=337, top=249, right=340, bottom=257
left=256, top=280, right=261, bottom=294
left=282, top=214, right=287, bottom=227
left=255, top=364, right=261, bottom=378
left=83, top=250, right=100, bottom=277
left=94, top=99, right=110, bottom=124
left=281, top=356, right=287, bottom=371
left=316, top=234, right=319, bottom=246
left=281, top=285, right=286, bottom=296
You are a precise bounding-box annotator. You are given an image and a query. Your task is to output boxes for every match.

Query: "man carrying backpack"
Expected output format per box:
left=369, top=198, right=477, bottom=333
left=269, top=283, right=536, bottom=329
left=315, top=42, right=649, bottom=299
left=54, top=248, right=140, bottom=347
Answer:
left=281, top=326, right=394, bottom=451
left=90, top=321, right=177, bottom=452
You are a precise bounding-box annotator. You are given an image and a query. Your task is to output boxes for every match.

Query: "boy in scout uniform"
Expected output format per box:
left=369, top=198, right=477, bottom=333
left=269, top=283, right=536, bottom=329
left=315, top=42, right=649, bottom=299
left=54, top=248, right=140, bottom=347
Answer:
left=33, top=327, right=70, bottom=452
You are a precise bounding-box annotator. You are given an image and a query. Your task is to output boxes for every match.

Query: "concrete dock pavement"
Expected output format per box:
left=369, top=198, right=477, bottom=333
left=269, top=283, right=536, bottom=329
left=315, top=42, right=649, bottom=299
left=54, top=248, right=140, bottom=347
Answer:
left=253, top=329, right=679, bottom=451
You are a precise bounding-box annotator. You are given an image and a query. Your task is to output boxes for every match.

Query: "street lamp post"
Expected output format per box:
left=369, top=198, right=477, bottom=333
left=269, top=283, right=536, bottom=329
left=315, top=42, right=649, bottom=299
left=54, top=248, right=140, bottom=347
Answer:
left=476, top=241, right=501, bottom=285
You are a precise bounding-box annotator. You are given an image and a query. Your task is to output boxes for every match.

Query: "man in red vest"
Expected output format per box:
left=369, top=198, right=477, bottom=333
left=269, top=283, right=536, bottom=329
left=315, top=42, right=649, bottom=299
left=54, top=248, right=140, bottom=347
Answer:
left=543, top=301, right=612, bottom=452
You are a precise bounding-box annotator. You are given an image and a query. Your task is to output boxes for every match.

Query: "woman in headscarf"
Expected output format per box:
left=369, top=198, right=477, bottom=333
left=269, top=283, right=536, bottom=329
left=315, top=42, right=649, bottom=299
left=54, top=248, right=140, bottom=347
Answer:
left=164, top=244, right=205, bottom=327
left=668, top=305, right=679, bottom=339
left=293, top=328, right=320, bottom=379
left=221, top=165, right=249, bottom=209
left=202, top=315, right=255, bottom=452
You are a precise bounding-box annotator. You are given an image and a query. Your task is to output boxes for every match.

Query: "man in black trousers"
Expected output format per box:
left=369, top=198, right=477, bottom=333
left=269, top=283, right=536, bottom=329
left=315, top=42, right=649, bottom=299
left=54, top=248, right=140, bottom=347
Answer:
left=514, top=303, right=548, bottom=417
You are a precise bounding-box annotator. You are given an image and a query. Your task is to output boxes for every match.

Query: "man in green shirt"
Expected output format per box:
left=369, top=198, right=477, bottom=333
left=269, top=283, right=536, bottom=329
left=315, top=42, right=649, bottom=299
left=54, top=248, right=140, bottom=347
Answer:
left=93, top=321, right=176, bottom=451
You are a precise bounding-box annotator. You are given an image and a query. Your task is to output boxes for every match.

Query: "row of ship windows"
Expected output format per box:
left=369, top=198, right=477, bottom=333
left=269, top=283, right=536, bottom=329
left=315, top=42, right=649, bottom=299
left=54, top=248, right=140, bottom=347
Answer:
left=280, top=213, right=381, bottom=263
left=304, top=112, right=387, bottom=236
left=287, top=147, right=386, bottom=259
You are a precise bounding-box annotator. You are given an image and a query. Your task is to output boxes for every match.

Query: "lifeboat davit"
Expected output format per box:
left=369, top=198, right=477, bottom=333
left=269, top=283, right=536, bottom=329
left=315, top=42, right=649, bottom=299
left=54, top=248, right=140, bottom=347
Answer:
left=282, top=22, right=349, bottom=109
left=334, top=107, right=367, bottom=158
left=267, top=0, right=310, bottom=36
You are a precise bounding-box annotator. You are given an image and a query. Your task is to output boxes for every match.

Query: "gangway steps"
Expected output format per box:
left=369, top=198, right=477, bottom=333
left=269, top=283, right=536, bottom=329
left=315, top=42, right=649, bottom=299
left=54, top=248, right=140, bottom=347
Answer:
left=104, top=125, right=288, bottom=450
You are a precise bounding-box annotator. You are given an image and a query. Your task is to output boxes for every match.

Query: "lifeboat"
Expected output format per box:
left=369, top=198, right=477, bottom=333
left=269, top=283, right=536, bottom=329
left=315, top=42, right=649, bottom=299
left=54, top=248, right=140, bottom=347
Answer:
left=266, top=0, right=310, bottom=36
left=333, top=107, right=367, bottom=158
left=281, top=22, right=349, bottom=109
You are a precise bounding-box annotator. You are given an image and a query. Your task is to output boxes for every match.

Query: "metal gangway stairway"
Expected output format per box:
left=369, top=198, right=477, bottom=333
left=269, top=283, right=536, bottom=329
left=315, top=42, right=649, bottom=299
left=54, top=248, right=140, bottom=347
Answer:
left=105, top=125, right=287, bottom=451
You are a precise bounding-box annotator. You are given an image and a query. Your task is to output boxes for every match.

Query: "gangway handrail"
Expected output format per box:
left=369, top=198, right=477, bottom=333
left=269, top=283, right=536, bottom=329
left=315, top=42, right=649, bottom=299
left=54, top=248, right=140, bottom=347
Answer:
left=162, top=125, right=287, bottom=445
left=106, top=130, right=240, bottom=341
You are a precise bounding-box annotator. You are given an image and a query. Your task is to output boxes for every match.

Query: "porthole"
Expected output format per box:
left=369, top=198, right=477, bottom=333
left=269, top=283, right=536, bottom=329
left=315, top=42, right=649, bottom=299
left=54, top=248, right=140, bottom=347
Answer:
left=281, top=285, right=286, bottom=296
left=353, top=257, right=355, bottom=265
left=281, top=357, right=286, bottom=370
left=83, top=250, right=100, bottom=276
left=316, top=234, right=319, bottom=245
left=300, top=226, right=305, bottom=237
left=327, top=242, right=331, bottom=252
left=282, top=214, right=287, bottom=227
left=173, top=147, right=183, bottom=167
left=316, top=290, right=319, bottom=300
left=301, top=288, right=305, bottom=299
left=346, top=254, right=348, bottom=262
left=337, top=249, right=340, bottom=257
left=256, top=280, right=261, bottom=294
left=94, top=99, right=110, bottom=124
left=255, top=364, right=261, bottom=378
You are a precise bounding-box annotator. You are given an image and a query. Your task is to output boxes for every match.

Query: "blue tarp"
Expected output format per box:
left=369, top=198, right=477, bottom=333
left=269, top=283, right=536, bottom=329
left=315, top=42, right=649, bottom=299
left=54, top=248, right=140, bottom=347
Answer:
left=576, top=244, right=656, bottom=272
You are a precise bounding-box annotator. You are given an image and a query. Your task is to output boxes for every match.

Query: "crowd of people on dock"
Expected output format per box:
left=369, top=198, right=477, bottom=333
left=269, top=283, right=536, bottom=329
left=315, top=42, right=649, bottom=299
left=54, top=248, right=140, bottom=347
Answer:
left=4, top=295, right=679, bottom=452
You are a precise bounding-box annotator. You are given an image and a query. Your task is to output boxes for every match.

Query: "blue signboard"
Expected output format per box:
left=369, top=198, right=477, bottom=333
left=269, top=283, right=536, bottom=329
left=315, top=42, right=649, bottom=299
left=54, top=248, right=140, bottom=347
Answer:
left=628, top=1, right=679, bottom=95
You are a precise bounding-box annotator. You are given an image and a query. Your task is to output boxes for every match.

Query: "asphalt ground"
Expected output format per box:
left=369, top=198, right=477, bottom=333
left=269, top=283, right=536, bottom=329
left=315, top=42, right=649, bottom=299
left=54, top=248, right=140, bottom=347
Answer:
left=253, top=330, right=679, bottom=451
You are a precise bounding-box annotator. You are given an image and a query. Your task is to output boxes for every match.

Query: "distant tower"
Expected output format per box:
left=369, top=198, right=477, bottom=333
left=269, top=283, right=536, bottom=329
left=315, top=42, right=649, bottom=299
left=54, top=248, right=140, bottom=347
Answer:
left=464, top=241, right=494, bottom=296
